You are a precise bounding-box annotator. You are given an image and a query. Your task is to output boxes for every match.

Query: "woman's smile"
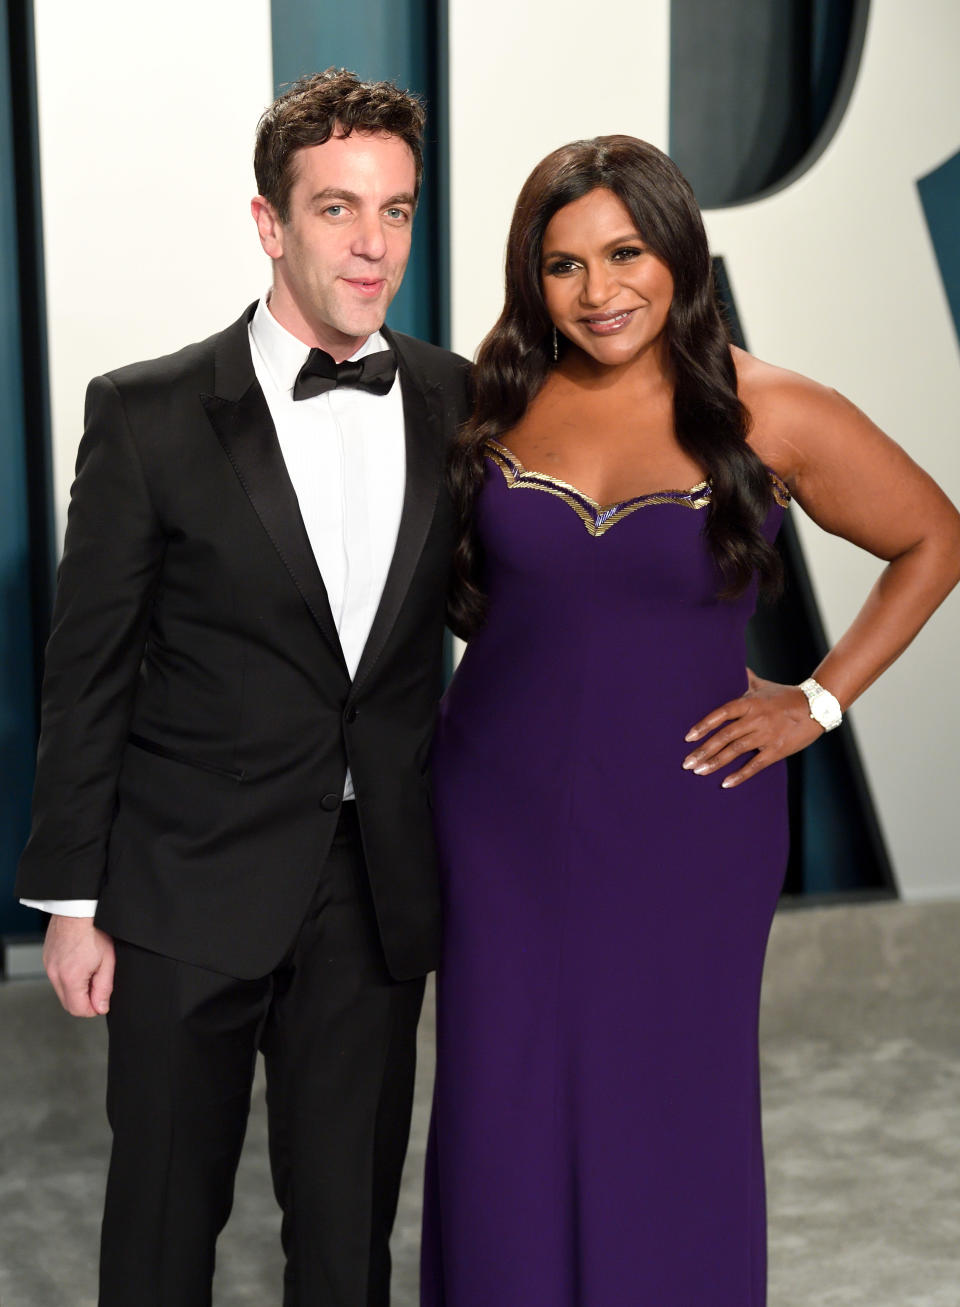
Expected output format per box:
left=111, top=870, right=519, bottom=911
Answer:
left=580, top=307, right=638, bottom=333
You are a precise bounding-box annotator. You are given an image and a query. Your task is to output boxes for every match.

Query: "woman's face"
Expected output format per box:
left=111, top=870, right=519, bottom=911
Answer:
left=540, top=187, right=674, bottom=368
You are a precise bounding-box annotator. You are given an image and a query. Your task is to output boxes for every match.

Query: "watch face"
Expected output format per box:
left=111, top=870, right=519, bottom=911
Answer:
left=813, top=695, right=842, bottom=730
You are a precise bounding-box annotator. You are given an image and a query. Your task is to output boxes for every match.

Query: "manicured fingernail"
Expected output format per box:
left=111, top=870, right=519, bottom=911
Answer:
left=694, top=764, right=709, bottom=775
left=685, top=730, right=698, bottom=742
left=682, top=757, right=696, bottom=770
left=721, top=778, right=734, bottom=789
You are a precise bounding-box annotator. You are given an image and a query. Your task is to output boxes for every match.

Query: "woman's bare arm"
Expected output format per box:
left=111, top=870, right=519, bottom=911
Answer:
left=682, top=358, right=960, bottom=787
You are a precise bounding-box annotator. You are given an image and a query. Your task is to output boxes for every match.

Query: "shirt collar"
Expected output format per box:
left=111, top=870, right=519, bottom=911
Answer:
left=250, top=295, right=388, bottom=396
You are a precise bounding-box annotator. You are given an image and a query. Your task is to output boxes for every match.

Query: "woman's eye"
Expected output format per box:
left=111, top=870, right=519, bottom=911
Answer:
left=612, top=246, right=643, bottom=261
left=545, top=260, right=577, bottom=276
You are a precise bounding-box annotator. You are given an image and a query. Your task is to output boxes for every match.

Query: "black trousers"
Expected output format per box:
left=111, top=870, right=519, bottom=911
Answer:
left=99, top=804, right=425, bottom=1307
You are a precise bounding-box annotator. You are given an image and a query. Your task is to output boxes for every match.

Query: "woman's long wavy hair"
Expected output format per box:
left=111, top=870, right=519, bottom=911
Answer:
left=448, top=134, right=782, bottom=639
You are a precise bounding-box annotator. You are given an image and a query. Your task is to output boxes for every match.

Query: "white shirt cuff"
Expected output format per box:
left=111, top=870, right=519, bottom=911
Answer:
left=20, top=899, right=99, bottom=917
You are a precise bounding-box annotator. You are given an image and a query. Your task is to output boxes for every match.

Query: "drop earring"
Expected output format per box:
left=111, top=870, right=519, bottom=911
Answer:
left=552, top=327, right=558, bottom=363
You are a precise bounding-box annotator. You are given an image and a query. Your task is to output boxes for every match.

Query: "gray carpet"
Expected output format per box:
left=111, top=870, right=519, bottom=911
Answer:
left=1, top=900, right=958, bottom=1305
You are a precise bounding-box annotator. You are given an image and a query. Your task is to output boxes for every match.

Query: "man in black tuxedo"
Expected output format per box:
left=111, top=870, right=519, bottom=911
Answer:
left=17, top=69, right=469, bottom=1306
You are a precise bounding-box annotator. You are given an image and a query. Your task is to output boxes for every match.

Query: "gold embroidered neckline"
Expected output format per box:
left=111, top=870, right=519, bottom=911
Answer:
left=484, top=439, right=790, bottom=538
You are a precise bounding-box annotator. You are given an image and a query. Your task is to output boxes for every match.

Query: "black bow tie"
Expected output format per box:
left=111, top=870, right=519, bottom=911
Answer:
left=292, top=346, right=397, bottom=400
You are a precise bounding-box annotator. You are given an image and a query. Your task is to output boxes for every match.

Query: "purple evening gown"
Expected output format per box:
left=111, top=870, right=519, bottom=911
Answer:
left=421, top=440, right=792, bottom=1307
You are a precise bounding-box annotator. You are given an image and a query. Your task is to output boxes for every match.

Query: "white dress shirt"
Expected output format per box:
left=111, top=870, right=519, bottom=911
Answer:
left=24, top=296, right=406, bottom=918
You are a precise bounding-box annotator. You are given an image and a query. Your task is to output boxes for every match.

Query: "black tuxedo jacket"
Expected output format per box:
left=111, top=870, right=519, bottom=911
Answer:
left=17, top=304, right=471, bottom=980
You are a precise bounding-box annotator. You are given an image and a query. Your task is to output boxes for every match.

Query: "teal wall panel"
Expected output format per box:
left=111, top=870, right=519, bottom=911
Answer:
left=918, top=149, right=960, bottom=354
left=1, top=0, right=42, bottom=936
left=270, top=0, right=445, bottom=344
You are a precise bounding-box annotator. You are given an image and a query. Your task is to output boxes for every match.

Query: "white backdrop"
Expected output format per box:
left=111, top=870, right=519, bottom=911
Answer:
left=34, top=0, right=274, bottom=541
left=33, top=0, right=960, bottom=898
left=448, top=0, right=960, bottom=900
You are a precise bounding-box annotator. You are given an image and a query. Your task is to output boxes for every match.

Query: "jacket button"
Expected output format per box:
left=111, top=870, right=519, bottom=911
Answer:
left=320, top=793, right=341, bottom=811
left=345, top=705, right=358, bottom=724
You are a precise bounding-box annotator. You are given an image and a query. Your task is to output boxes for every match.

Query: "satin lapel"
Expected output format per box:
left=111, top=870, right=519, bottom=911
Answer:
left=200, top=307, right=348, bottom=673
left=352, top=331, right=444, bottom=690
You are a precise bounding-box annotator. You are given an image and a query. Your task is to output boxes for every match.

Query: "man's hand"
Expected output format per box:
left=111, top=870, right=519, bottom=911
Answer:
left=43, top=915, right=116, bottom=1017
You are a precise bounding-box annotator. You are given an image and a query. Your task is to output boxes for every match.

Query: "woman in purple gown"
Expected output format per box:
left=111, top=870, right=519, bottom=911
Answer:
left=420, top=137, right=960, bottom=1306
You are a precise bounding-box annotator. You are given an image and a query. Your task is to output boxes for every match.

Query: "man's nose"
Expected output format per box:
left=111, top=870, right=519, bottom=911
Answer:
left=352, top=213, right=387, bottom=261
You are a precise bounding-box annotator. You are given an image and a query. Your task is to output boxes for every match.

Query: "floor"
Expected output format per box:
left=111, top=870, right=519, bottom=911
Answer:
left=1, top=899, right=958, bottom=1305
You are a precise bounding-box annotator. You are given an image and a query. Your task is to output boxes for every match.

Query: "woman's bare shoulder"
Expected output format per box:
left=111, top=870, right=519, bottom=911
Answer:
left=732, top=345, right=839, bottom=409
left=731, top=346, right=855, bottom=482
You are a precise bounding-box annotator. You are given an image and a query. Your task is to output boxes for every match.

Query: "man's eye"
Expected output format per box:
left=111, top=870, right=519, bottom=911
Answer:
left=385, top=208, right=409, bottom=221
left=324, top=205, right=344, bottom=217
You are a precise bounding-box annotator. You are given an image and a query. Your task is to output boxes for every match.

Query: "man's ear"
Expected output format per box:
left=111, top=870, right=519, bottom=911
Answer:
left=251, top=196, right=283, bottom=259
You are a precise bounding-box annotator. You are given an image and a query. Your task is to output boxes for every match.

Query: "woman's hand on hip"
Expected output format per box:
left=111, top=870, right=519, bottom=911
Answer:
left=681, top=668, right=823, bottom=789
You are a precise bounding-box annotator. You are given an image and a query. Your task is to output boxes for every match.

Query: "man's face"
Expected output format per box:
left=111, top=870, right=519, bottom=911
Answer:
left=254, top=131, right=417, bottom=357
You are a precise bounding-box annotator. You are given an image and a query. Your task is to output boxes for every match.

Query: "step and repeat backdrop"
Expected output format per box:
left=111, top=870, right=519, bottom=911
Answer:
left=8, top=0, right=957, bottom=931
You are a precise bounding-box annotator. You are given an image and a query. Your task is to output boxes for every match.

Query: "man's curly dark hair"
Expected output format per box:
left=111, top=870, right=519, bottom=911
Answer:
left=254, top=68, right=426, bottom=220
